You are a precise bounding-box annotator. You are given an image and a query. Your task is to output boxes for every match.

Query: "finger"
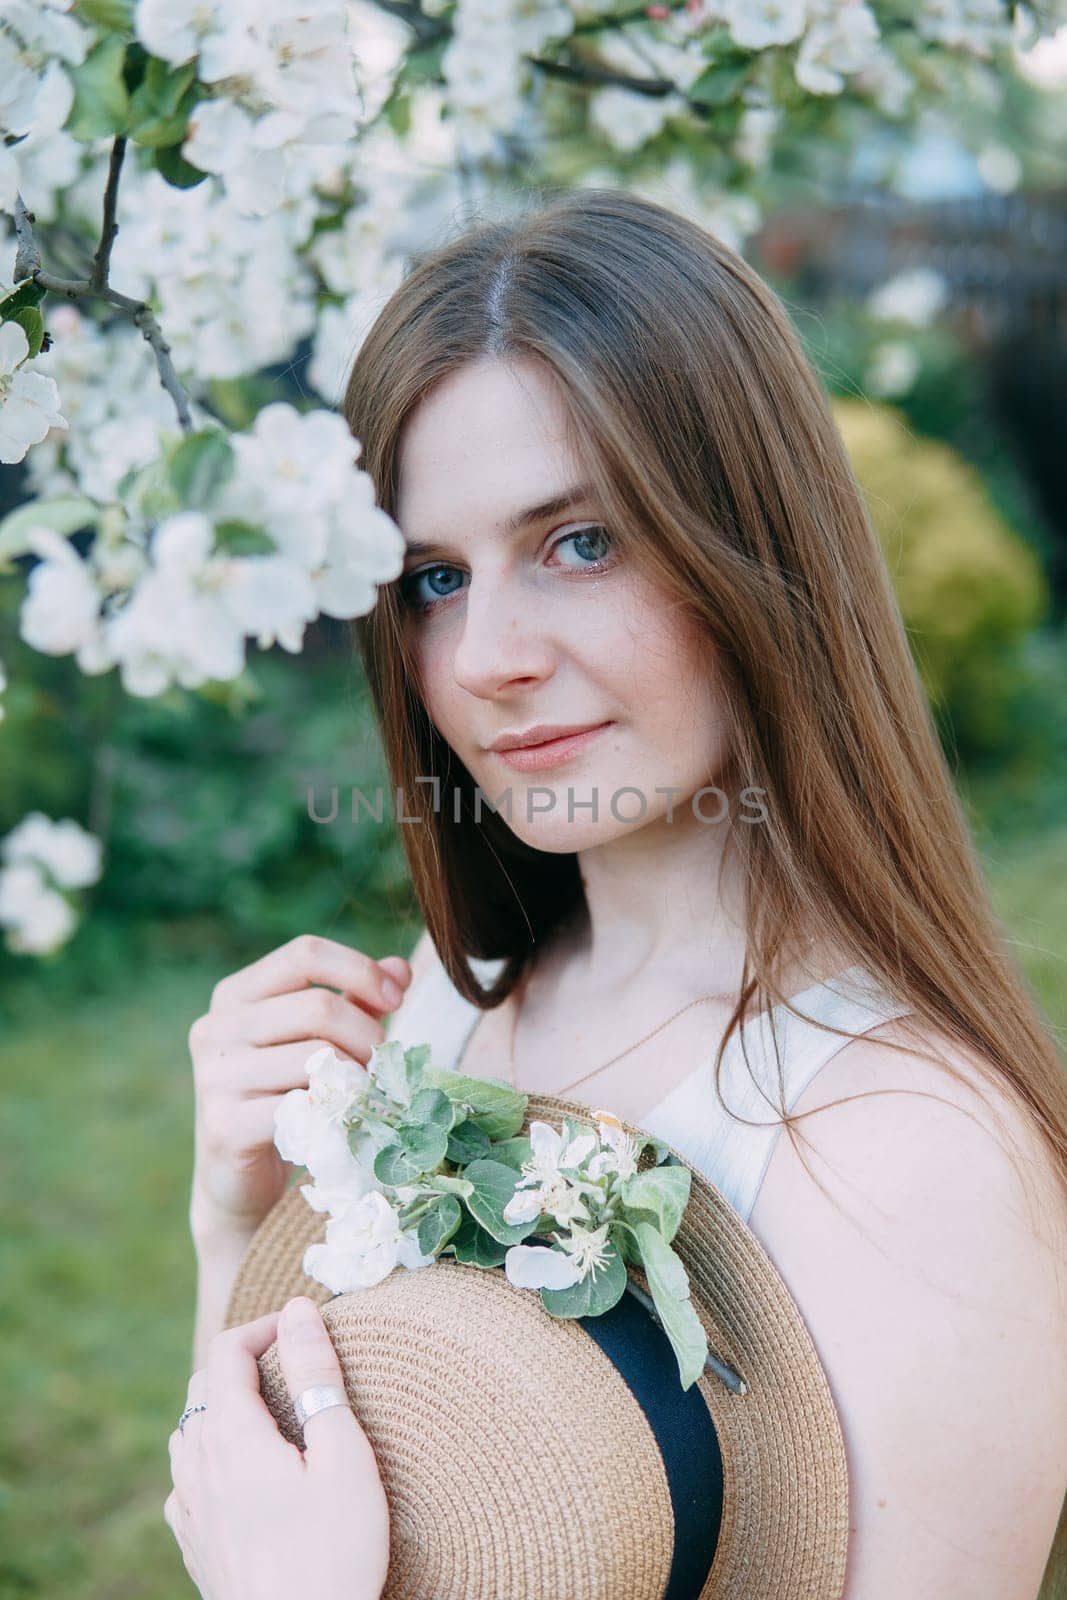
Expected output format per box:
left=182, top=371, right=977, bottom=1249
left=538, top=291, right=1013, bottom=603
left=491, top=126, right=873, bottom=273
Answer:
left=163, top=1488, right=182, bottom=1541
left=211, top=935, right=408, bottom=1011
left=275, top=1297, right=359, bottom=1457
left=237, top=1039, right=367, bottom=1096
left=378, top=955, right=411, bottom=988
left=235, top=990, right=387, bottom=1055
left=205, top=1312, right=289, bottom=1443
left=184, top=1368, right=208, bottom=1409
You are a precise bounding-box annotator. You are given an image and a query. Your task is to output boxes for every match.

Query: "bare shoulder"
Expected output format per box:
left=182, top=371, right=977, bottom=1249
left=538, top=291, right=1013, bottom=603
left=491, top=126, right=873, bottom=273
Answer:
left=747, top=1012, right=1067, bottom=1600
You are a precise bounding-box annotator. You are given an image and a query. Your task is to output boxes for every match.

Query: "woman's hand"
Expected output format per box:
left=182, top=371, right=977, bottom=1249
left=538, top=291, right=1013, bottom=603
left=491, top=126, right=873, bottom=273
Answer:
left=165, top=1296, right=390, bottom=1600
left=188, top=935, right=412, bottom=1243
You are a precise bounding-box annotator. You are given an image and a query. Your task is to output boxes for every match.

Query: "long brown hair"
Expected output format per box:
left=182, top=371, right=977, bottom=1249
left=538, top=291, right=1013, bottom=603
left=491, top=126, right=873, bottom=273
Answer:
left=345, top=186, right=1067, bottom=1212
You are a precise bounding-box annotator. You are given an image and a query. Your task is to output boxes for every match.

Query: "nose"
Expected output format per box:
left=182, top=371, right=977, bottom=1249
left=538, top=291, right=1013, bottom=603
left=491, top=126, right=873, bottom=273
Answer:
left=450, top=565, right=556, bottom=701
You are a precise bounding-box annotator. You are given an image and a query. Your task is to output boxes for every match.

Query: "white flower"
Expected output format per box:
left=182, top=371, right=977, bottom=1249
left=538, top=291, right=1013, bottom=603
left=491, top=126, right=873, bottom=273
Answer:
left=274, top=1044, right=378, bottom=1192
left=0, top=859, right=76, bottom=955
left=502, top=1175, right=590, bottom=1228
left=19, top=528, right=105, bottom=662
left=555, top=1220, right=614, bottom=1281
left=865, top=340, right=920, bottom=397
left=586, top=1117, right=640, bottom=1182
left=0, top=812, right=102, bottom=888
left=504, top=1241, right=583, bottom=1291
left=867, top=267, right=948, bottom=328
left=102, top=512, right=245, bottom=696
left=503, top=1119, right=600, bottom=1227
left=0, top=657, right=6, bottom=722
left=724, top=0, right=807, bottom=50
left=735, top=104, right=781, bottom=169
left=133, top=0, right=250, bottom=76
left=302, top=1189, right=433, bottom=1293
left=522, top=1120, right=598, bottom=1184
left=796, top=4, right=881, bottom=95
left=0, top=322, right=68, bottom=465
left=588, top=85, right=684, bottom=153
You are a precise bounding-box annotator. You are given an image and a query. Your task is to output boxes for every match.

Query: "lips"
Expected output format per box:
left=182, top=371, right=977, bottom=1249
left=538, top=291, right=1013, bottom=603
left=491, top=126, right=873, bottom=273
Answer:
left=490, top=721, right=613, bottom=772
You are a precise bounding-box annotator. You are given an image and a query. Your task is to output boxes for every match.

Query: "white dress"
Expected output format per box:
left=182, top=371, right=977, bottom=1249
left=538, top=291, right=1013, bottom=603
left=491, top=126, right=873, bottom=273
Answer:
left=384, top=952, right=913, bottom=1223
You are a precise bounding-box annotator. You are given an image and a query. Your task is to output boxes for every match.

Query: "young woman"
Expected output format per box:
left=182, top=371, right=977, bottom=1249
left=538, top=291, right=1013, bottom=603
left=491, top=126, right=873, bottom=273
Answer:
left=177, top=188, right=1067, bottom=1599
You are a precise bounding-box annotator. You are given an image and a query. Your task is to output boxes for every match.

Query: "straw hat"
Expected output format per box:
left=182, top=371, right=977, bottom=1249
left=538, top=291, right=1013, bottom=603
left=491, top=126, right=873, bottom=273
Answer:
left=224, top=1091, right=850, bottom=1600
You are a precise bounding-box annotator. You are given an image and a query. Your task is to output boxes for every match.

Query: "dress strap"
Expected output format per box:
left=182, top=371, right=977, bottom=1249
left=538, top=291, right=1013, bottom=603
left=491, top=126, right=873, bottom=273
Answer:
left=646, top=964, right=914, bottom=1221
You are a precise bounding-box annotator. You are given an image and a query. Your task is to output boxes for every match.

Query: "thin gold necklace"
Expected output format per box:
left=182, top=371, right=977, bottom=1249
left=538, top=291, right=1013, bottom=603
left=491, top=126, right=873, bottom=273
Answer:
left=504, top=961, right=743, bottom=1098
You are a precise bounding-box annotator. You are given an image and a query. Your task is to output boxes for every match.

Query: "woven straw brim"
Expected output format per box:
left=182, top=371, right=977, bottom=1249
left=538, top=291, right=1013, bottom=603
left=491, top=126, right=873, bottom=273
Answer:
left=225, top=1091, right=849, bottom=1600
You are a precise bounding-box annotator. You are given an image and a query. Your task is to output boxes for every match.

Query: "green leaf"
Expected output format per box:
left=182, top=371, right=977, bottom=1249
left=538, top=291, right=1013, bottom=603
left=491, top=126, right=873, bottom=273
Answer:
left=633, top=1224, right=709, bottom=1391
left=213, top=519, right=276, bottom=557
left=416, top=1193, right=462, bottom=1255
left=463, top=1159, right=537, bottom=1245
left=368, top=1040, right=406, bottom=1104
left=67, top=36, right=131, bottom=140
left=449, top=1212, right=509, bottom=1268
left=383, top=85, right=412, bottom=138
left=488, top=1134, right=533, bottom=1171
left=539, top=1244, right=627, bottom=1319
left=73, top=0, right=135, bottom=32
left=421, top=1172, right=474, bottom=1200
left=0, top=496, right=97, bottom=563
left=129, top=58, right=200, bottom=148
left=6, top=306, right=44, bottom=359
left=154, top=141, right=209, bottom=189
left=689, top=60, right=751, bottom=107
left=445, top=1118, right=491, bottom=1165
left=406, top=1086, right=454, bottom=1132
left=395, top=1119, right=449, bottom=1173
left=372, top=1142, right=425, bottom=1187
left=619, top=1163, right=691, bottom=1243
left=168, top=429, right=235, bottom=510
left=423, top=1070, right=527, bottom=1140
left=404, top=1043, right=432, bottom=1077
left=0, top=280, right=47, bottom=317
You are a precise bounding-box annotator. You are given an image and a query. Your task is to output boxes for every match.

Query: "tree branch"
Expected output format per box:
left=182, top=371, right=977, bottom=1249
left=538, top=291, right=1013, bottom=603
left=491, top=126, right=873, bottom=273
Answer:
left=91, top=134, right=126, bottom=292
left=12, top=144, right=196, bottom=436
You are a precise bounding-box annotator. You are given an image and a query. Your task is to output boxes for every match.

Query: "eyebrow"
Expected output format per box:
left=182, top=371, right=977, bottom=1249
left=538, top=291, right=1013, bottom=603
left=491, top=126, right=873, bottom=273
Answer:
left=403, top=482, right=596, bottom=558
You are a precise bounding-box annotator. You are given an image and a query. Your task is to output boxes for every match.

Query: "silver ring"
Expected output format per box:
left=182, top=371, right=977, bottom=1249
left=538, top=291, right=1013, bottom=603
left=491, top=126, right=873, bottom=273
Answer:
left=294, top=1383, right=350, bottom=1428
left=178, top=1402, right=208, bottom=1433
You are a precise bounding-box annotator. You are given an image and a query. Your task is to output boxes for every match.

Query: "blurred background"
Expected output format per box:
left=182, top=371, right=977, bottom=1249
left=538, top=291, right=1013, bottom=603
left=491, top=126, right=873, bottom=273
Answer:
left=1, top=4, right=1065, bottom=1596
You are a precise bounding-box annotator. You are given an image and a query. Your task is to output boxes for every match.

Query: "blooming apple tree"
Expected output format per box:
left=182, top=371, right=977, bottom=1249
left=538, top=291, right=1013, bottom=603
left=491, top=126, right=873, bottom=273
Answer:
left=0, top=0, right=1062, bottom=953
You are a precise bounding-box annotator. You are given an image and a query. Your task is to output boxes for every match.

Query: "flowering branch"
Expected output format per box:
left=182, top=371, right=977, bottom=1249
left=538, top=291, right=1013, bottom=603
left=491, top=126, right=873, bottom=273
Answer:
left=12, top=141, right=195, bottom=436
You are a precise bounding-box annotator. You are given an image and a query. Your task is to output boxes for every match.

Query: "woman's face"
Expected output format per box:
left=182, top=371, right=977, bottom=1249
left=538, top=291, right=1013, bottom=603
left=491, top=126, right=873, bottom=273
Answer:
left=394, top=356, right=730, bottom=852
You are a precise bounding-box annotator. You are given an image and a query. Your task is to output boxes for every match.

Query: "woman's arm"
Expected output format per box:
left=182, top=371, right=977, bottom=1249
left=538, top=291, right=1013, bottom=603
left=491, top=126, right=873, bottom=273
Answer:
left=190, top=1202, right=263, bottom=1371
left=748, top=1019, right=1067, bottom=1599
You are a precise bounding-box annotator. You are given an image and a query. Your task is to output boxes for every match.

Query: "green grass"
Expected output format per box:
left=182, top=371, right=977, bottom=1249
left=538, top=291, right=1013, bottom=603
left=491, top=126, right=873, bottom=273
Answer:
left=0, top=837, right=1063, bottom=1600
left=0, top=963, right=213, bottom=1600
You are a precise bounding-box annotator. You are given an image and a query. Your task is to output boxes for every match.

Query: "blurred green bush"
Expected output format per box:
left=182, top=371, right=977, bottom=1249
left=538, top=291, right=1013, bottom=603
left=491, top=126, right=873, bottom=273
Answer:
left=834, top=396, right=1051, bottom=757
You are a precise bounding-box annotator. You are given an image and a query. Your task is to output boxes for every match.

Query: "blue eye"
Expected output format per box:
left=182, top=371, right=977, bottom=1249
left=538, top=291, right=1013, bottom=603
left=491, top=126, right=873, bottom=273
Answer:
left=553, top=525, right=614, bottom=568
left=399, top=563, right=467, bottom=612
left=399, top=525, right=617, bottom=615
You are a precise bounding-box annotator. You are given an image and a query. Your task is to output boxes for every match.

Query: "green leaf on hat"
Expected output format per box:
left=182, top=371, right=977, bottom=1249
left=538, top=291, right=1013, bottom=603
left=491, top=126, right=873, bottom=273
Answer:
left=372, top=1142, right=426, bottom=1187
left=485, top=1134, right=532, bottom=1172
left=632, top=1223, right=709, bottom=1391
left=539, top=1244, right=627, bottom=1319
left=417, top=1194, right=462, bottom=1256
left=449, top=1212, right=509, bottom=1268
left=423, top=1070, right=527, bottom=1140
left=407, top=1086, right=456, bottom=1132
left=395, top=1119, right=449, bottom=1174
left=618, top=1163, right=692, bottom=1242
left=463, top=1159, right=538, bottom=1245
left=445, top=1118, right=491, bottom=1165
